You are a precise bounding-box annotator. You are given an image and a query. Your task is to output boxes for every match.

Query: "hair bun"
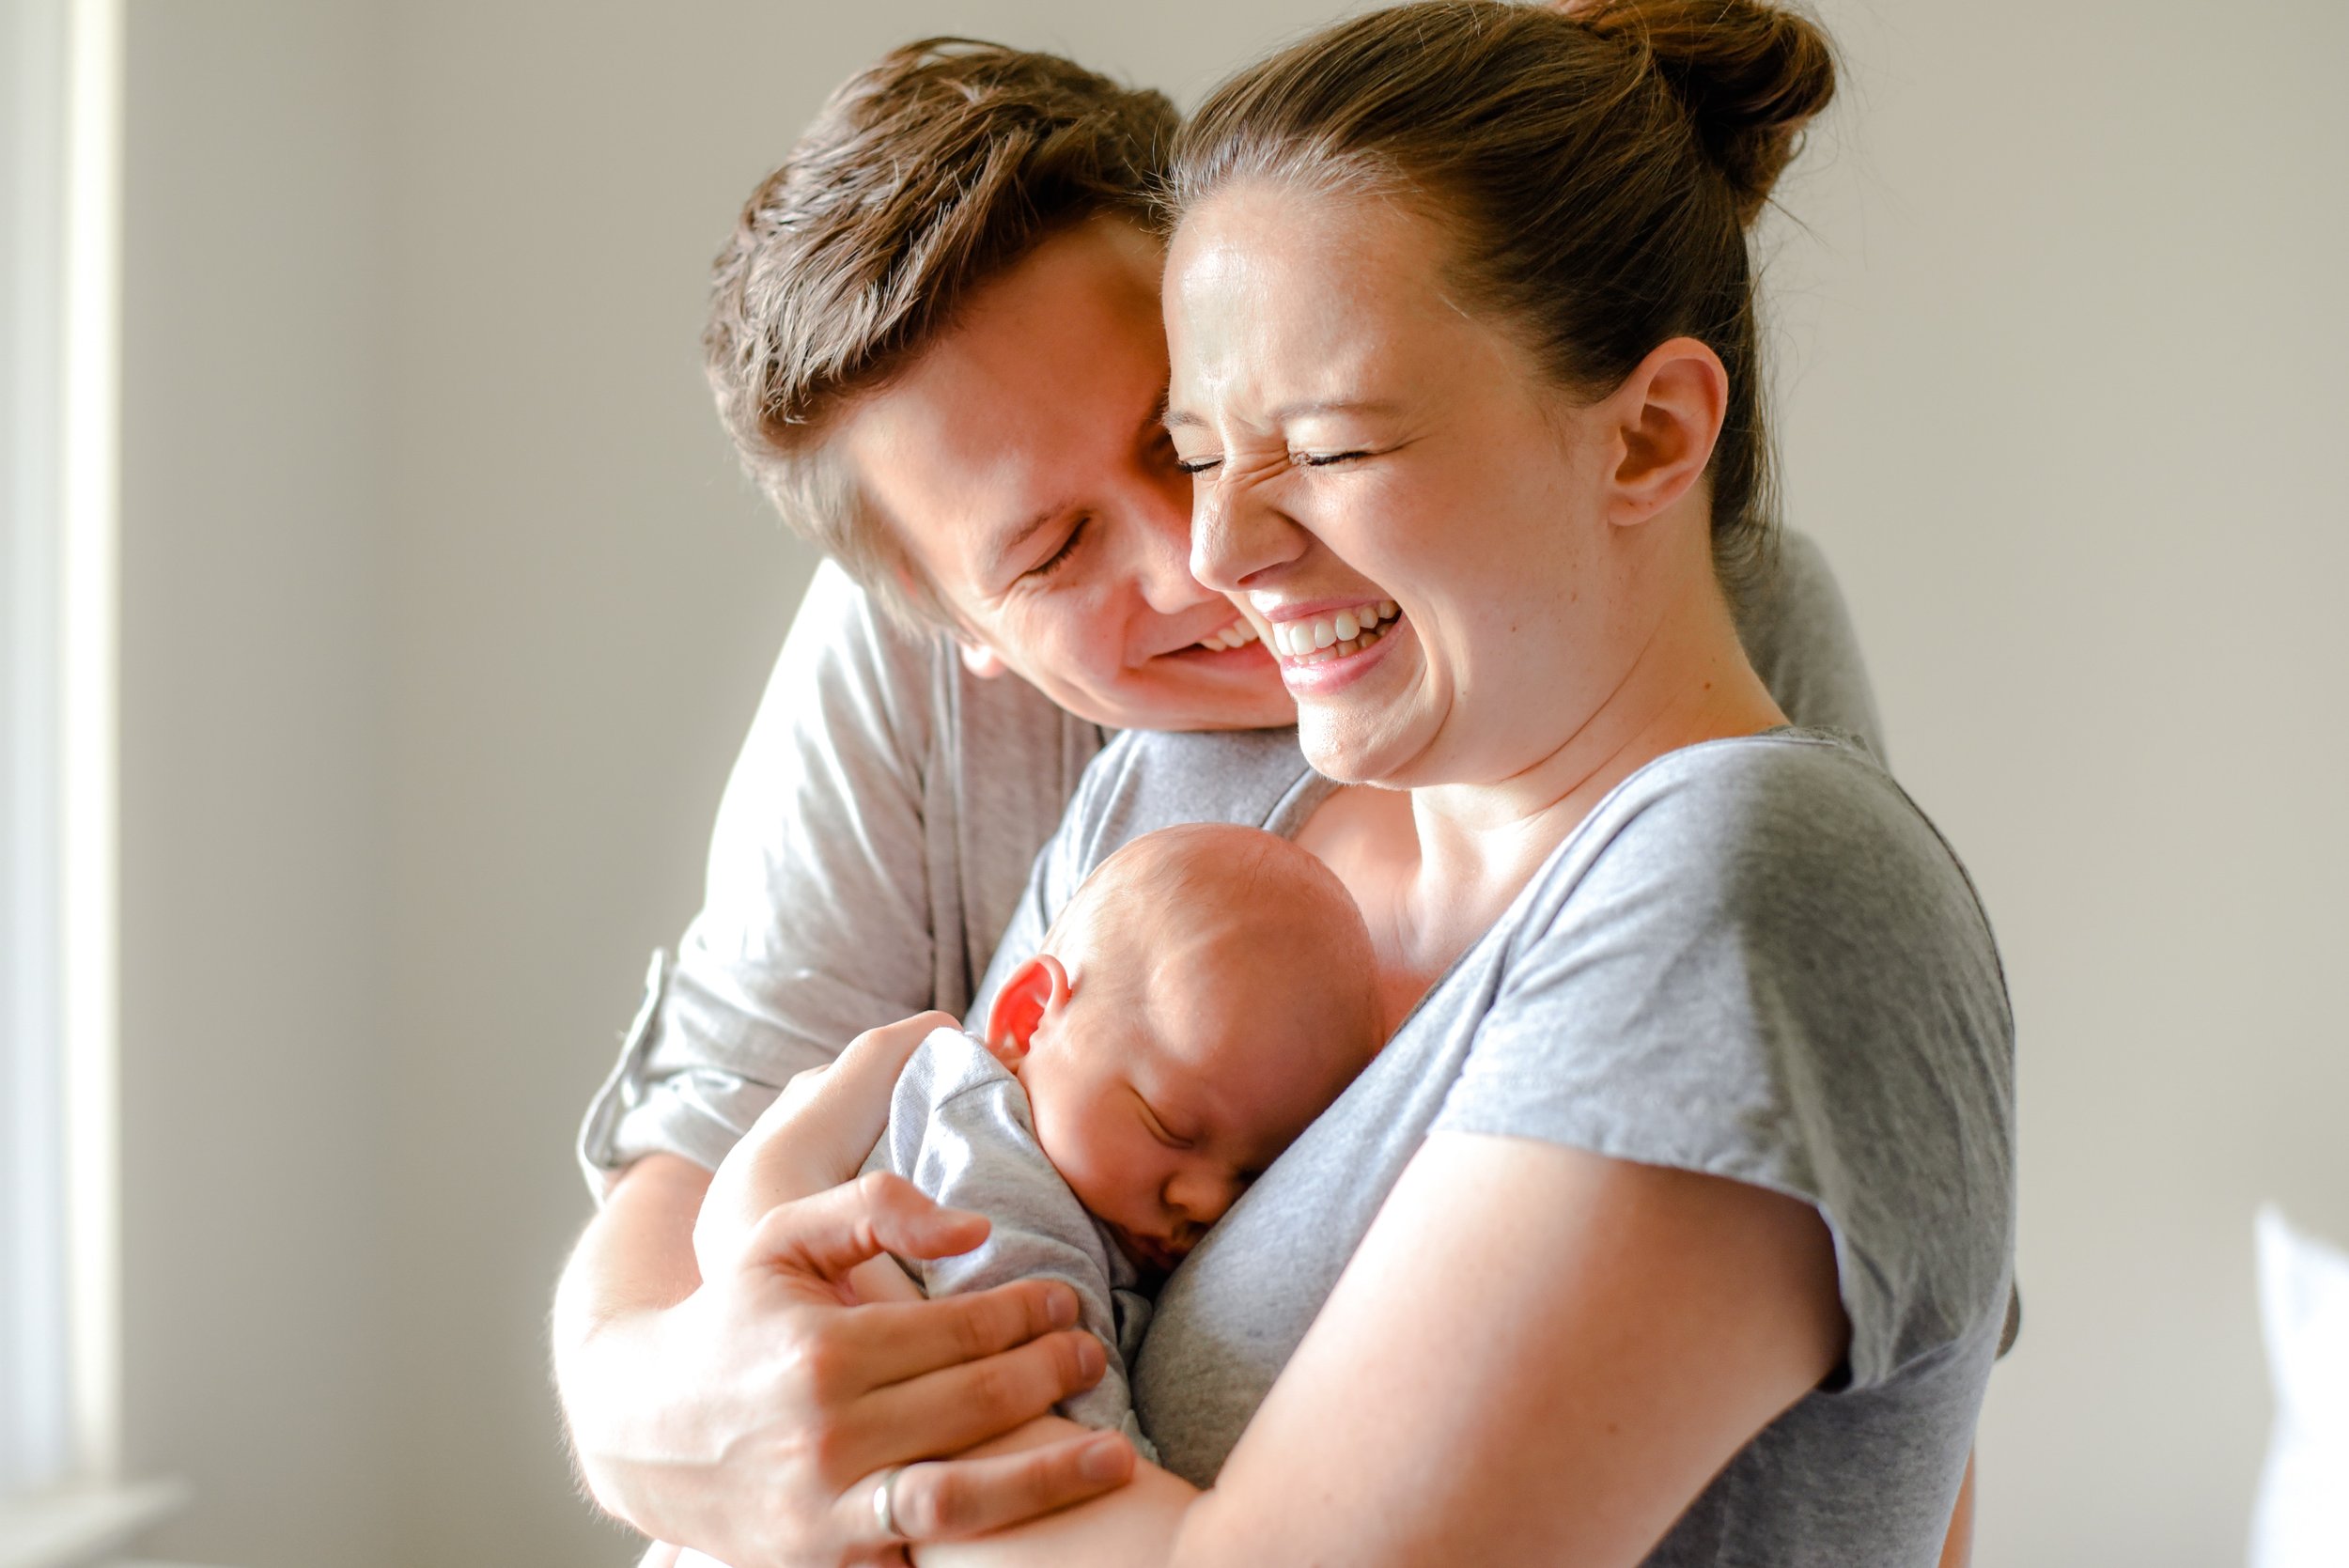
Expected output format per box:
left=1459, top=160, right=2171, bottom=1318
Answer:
left=1565, top=0, right=1836, bottom=225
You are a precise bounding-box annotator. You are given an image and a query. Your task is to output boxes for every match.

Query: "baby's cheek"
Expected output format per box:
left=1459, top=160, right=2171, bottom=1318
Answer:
left=1034, top=1102, right=1138, bottom=1220
left=1057, top=1132, right=1147, bottom=1224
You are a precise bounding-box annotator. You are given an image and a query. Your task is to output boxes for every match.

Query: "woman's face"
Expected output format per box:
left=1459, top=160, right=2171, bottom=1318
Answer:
left=1165, top=183, right=1645, bottom=788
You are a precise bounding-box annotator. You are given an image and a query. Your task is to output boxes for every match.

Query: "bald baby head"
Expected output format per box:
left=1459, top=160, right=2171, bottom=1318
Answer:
left=987, top=824, right=1383, bottom=1274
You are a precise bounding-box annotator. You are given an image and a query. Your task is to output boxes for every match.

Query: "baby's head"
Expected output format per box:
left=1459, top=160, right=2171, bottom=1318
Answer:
left=985, top=823, right=1383, bottom=1275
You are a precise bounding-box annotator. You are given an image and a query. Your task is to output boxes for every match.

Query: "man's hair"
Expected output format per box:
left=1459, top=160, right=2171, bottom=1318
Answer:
left=704, top=39, right=1178, bottom=629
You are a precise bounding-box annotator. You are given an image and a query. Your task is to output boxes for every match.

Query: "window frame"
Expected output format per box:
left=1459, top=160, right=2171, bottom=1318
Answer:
left=3, top=0, right=126, bottom=1506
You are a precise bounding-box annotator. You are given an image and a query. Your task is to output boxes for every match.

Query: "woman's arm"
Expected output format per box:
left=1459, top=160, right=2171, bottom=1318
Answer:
left=920, top=1130, right=1843, bottom=1568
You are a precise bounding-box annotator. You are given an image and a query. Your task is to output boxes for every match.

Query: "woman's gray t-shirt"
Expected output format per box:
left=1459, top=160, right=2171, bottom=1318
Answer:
left=973, top=726, right=2015, bottom=1565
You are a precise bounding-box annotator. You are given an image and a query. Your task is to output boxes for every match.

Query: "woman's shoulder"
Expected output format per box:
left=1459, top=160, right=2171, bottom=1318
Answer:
left=1455, top=730, right=2015, bottom=1389
left=1575, top=729, right=1993, bottom=947
left=1486, top=727, right=2015, bottom=1147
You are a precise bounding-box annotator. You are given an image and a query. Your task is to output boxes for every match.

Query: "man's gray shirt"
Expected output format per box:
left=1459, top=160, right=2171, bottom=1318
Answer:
left=577, top=532, right=1881, bottom=1188
left=858, top=1027, right=1155, bottom=1457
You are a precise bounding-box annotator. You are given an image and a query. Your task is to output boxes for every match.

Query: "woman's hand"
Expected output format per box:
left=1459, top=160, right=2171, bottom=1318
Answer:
left=554, top=1017, right=1136, bottom=1568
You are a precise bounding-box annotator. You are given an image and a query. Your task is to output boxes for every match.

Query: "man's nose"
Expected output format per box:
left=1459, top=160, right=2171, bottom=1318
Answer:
left=1125, top=476, right=1214, bottom=616
left=1190, top=466, right=1301, bottom=595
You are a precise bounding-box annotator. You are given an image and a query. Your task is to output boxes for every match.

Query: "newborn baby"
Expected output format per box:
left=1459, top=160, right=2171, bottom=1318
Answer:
left=859, top=822, right=1385, bottom=1452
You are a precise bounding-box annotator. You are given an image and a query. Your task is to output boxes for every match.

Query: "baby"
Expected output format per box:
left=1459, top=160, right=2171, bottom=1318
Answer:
left=700, top=821, right=1384, bottom=1458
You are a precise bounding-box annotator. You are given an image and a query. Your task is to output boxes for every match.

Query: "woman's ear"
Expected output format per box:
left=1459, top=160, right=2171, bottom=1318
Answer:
left=984, top=953, right=1069, bottom=1066
left=1604, top=336, right=1729, bottom=529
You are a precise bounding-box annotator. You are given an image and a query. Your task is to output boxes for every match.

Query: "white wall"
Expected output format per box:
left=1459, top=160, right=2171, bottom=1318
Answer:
left=112, top=1, right=2347, bottom=1564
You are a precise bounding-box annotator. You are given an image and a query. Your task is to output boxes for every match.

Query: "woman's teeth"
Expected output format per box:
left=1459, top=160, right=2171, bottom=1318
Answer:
left=1194, top=618, right=1262, bottom=652
left=1270, top=599, right=1400, bottom=665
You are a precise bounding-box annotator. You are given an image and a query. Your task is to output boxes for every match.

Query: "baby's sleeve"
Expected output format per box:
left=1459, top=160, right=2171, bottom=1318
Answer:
left=877, top=1032, right=1155, bottom=1459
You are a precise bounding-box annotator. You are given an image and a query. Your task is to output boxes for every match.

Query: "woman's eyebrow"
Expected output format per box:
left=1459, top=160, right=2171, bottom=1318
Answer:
left=1160, top=397, right=1402, bottom=430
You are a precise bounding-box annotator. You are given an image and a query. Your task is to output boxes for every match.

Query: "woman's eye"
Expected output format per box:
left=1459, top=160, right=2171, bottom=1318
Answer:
left=1025, top=520, right=1084, bottom=581
left=1296, top=450, right=1368, bottom=469
left=1174, top=456, right=1222, bottom=476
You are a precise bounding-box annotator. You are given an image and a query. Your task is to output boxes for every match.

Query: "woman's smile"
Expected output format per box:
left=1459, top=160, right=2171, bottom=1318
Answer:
left=1258, top=598, right=1411, bottom=696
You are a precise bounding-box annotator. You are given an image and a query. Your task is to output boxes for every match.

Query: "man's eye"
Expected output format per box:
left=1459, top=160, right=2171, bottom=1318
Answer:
left=1296, top=450, right=1368, bottom=469
left=1174, top=456, right=1222, bottom=476
left=1025, top=520, right=1084, bottom=580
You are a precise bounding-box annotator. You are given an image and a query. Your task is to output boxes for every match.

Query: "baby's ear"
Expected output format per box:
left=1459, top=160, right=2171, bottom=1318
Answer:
left=984, top=954, right=1068, bottom=1067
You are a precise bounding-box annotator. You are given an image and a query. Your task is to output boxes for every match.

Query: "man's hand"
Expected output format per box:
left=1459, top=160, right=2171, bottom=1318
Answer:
left=694, top=1013, right=958, bottom=1277
left=553, top=1017, right=1136, bottom=1568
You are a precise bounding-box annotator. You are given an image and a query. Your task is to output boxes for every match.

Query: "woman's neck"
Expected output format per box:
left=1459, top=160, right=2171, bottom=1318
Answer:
left=1302, top=558, right=1783, bottom=1032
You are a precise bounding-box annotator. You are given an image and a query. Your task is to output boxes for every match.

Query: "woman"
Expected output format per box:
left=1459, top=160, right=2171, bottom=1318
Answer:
left=556, top=22, right=1890, bottom=1562
left=694, top=2, right=2014, bottom=1563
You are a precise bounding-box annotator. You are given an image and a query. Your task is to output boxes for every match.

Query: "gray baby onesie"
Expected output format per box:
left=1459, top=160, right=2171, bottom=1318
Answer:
left=859, top=1026, right=1156, bottom=1460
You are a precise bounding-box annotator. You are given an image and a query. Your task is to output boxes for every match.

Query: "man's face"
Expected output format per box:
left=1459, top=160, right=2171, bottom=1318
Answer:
left=833, top=219, right=1294, bottom=732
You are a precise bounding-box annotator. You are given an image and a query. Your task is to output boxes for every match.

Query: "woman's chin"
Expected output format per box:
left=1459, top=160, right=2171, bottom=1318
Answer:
left=1297, top=707, right=1428, bottom=787
left=1286, top=625, right=1434, bottom=784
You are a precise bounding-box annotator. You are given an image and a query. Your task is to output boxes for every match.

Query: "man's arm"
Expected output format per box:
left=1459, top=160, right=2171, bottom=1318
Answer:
left=578, top=564, right=952, bottom=1186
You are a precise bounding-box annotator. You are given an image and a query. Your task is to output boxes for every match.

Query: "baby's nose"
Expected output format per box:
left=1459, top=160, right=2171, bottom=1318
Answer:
left=1165, top=1166, right=1244, bottom=1227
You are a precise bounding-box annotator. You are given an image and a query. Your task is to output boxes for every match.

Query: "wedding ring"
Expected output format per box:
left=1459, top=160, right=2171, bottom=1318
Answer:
left=872, top=1465, right=908, bottom=1542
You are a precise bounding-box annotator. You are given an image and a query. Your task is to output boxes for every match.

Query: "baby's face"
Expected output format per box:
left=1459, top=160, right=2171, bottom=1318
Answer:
left=1015, top=902, right=1377, bottom=1276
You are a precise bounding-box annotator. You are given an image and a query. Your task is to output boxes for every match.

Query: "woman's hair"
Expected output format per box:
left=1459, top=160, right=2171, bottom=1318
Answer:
left=705, top=41, right=1177, bottom=628
left=1170, top=0, right=1836, bottom=596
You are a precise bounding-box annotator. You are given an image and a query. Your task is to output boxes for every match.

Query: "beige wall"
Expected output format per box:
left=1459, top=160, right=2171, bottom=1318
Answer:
left=120, top=4, right=397, bottom=1562
left=115, top=0, right=2347, bottom=1563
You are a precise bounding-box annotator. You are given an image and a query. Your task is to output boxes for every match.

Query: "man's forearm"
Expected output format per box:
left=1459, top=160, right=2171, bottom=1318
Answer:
left=553, top=1152, right=713, bottom=1517
left=560, top=1154, right=712, bottom=1329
